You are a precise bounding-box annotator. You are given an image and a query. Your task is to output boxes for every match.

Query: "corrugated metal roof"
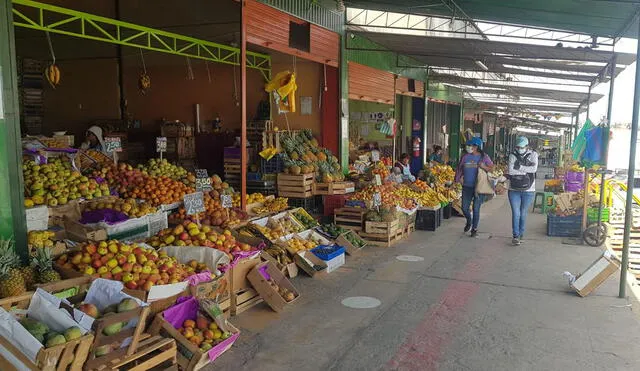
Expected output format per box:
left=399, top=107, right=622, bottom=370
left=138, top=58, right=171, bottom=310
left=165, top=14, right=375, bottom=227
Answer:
left=344, top=0, right=640, bottom=39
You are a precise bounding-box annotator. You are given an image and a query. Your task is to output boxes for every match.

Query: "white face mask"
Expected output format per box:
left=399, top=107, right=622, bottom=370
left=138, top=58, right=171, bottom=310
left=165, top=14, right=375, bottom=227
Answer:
left=517, top=147, right=527, bottom=155
left=465, top=146, right=474, bottom=154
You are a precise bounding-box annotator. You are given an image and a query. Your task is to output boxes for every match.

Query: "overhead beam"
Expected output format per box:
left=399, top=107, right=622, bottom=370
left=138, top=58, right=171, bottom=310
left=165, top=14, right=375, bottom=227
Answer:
left=12, top=0, right=271, bottom=79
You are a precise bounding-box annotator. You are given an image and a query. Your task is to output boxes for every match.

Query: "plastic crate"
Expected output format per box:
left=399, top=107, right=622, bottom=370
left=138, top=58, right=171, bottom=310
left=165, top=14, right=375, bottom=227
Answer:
left=260, top=155, right=284, bottom=174
left=443, top=203, right=452, bottom=219
left=565, top=182, right=583, bottom=192
left=323, top=194, right=349, bottom=216
left=345, top=200, right=366, bottom=208
left=247, top=172, right=262, bottom=181
left=587, top=207, right=610, bottom=223
left=287, top=196, right=321, bottom=214
left=311, top=245, right=345, bottom=261
left=547, top=214, right=582, bottom=237
left=566, top=171, right=585, bottom=183
left=415, top=208, right=441, bottom=231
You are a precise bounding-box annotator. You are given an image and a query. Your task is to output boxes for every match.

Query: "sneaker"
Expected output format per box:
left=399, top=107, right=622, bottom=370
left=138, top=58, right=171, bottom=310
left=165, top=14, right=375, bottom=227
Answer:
left=464, top=223, right=471, bottom=232
left=470, top=229, right=478, bottom=237
left=512, top=237, right=521, bottom=246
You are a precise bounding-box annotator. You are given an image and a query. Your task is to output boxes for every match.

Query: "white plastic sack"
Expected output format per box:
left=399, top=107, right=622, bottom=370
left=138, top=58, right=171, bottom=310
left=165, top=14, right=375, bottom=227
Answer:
left=28, top=289, right=89, bottom=335
left=159, top=246, right=231, bottom=271
left=0, top=307, right=41, bottom=363
left=75, top=278, right=148, bottom=332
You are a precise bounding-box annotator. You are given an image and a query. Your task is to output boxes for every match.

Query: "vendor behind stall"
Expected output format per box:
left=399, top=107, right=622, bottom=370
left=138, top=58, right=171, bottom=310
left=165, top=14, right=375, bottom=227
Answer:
left=80, top=125, right=106, bottom=153
left=429, top=145, right=444, bottom=164
left=395, top=153, right=416, bottom=182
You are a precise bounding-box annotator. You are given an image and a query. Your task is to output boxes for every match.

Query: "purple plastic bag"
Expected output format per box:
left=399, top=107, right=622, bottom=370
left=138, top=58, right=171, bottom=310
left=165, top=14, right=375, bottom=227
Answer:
left=163, top=296, right=197, bottom=329
left=80, top=209, right=129, bottom=225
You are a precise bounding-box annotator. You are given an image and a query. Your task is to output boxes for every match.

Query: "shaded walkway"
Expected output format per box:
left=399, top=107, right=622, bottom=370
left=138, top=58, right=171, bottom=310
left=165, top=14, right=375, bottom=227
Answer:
left=211, top=195, right=640, bottom=371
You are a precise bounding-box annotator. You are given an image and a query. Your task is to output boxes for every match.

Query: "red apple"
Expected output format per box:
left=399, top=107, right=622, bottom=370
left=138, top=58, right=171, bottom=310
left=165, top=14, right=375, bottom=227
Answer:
left=92, top=260, right=103, bottom=269
left=125, top=281, right=138, bottom=290
left=122, top=262, right=133, bottom=272
left=79, top=303, right=99, bottom=318
left=85, top=244, right=97, bottom=255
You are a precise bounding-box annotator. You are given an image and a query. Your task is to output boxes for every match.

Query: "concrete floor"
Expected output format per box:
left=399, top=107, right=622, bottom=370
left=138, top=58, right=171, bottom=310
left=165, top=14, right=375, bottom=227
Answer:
left=211, top=193, right=640, bottom=371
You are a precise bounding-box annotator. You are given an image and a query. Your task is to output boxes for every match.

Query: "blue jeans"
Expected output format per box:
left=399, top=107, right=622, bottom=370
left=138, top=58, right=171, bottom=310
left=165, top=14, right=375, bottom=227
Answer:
left=508, top=190, right=535, bottom=238
left=462, top=186, right=485, bottom=230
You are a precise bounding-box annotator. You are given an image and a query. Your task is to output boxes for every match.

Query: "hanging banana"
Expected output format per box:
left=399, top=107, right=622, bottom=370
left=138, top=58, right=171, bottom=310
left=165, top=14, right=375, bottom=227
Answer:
left=44, top=64, right=61, bottom=89
left=138, top=73, right=151, bottom=94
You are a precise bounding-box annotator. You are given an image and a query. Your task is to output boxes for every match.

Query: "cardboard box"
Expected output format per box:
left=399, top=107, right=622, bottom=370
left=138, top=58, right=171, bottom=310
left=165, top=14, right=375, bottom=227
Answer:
left=48, top=200, right=82, bottom=228
left=63, top=216, right=108, bottom=242
left=229, top=252, right=262, bottom=292
left=189, top=273, right=229, bottom=300
left=572, top=252, right=619, bottom=297
left=260, top=251, right=298, bottom=278
left=246, top=261, right=299, bottom=312
left=336, top=231, right=366, bottom=255
left=324, top=252, right=345, bottom=273
left=25, top=206, right=49, bottom=232
left=294, top=250, right=328, bottom=277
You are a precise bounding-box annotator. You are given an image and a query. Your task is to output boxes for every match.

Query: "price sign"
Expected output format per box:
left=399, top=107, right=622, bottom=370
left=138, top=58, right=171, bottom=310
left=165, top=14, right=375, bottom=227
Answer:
left=373, top=192, right=382, bottom=207
left=221, top=194, right=233, bottom=208
left=184, top=192, right=205, bottom=215
left=156, top=137, right=167, bottom=153
left=375, top=174, right=382, bottom=186
left=194, top=169, right=213, bottom=192
left=371, top=150, right=380, bottom=162
left=104, top=137, right=122, bottom=153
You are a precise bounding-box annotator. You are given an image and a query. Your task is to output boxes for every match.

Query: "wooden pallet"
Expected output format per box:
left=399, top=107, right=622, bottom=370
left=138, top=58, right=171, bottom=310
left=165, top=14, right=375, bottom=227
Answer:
left=358, top=227, right=405, bottom=247
left=365, top=219, right=400, bottom=234
left=334, top=207, right=366, bottom=232
left=220, top=287, right=263, bottom=317
left=313, top=181, right=356, bottom=196
left=277, top=173, right=314, bottom=198
left=87, top=336, right=177, bottom=371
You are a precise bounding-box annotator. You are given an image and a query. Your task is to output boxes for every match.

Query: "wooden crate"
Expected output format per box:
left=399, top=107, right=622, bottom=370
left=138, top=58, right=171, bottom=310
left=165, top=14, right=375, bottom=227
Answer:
left=149, top=315, right=240, bottom=371
left=0, top=293, right=94, bottom=371
left=313, top=181, right=355, bottom=196
left=86, top=336, right=177, bottom=371
left=358, top=227, right=405, bottom=247
left=277, top=173, right=314, bottom=198
left=365, top=219, right=400, bottom=234
left=220, top=287, right=263, bottom=317
left=336, top=230, right=367, bottom=255
left=334, top=207, right=366, bottom=232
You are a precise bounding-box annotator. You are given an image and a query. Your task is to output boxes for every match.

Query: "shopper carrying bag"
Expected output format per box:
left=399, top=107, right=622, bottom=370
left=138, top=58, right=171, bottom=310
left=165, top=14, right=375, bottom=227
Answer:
left=507, top=136, right=538, bottom=246
left=455, top=137, right=494, bottom=237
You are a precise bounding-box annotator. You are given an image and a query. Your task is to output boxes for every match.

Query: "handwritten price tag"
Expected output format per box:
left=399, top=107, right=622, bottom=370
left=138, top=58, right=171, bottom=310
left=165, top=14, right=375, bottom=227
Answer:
left=375, top=174, right=382, bottom=186
left=221, top=194, right=233, bottom=208
left=156, top=137, right=167, bottom=152
left=184, top=192, right=205, bottom=215
left=194, top=169, right=212, bottom=192
left=104, top=137, right=122, bottom=153
left=373, top=192, right=382, bottom=207
left=371, top=150, right=380, bottom=162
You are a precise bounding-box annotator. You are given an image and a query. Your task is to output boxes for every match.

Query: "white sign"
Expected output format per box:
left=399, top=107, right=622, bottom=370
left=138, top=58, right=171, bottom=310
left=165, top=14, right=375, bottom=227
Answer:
left=371, top=151, right=380, bottom=162
left=221, top=194, right=233, bottom=208
left=156, top=137, right=167, bottom=152
left=104, top=137, right=122, bottom=153
left=184, top=192, right=205, bottom=215
left=300, top=96, right=312, bottom=115
left=374, top=174, right=382, bottom=186
left=373, top=192, right=382, bottom=207
left=194, top=169, right=212, bottom=192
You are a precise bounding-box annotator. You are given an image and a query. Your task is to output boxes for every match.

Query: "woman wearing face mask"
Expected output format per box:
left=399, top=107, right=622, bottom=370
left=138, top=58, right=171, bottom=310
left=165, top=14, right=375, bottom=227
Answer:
left=507, top=136, right=538, bottom=245
left=455, top=137, right=494, bottom=236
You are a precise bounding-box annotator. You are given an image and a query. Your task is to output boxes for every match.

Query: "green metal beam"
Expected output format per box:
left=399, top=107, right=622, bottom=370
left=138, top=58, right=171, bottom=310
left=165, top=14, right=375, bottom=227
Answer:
left=12, top=0, right=271, bottom=79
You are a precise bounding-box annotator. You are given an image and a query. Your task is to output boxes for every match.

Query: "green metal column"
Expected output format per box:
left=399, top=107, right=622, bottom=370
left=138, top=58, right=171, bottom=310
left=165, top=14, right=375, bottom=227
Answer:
left=0, top=0, right=28, bottom=258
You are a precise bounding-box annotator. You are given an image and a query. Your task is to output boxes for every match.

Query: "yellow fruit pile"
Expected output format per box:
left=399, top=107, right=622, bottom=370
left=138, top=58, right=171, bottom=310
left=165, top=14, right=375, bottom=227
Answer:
left=253, top=197, right=289, bottom=214
left=27, top=230, right=56, bottom=248
left=393, top=184, right=441, bottom=208
left=84, top=198, right=157, bottom=218
left=284, top=237, right=317, bottom=253
left=431, top=165, right=455, bottom=184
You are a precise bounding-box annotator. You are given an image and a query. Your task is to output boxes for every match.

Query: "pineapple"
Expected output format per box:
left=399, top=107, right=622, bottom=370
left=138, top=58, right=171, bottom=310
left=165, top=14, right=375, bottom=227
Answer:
left=0, top=238, right=27, bottom=298
left=33, top=247, right=61, bottom=284
left=20, top=266, right=36, bottom=290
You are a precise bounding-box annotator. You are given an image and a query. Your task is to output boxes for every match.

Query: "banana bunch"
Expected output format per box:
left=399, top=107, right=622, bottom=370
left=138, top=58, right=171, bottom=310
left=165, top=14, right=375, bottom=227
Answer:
left=27, top=230, right=56, bottom=249
left=431, top=165, right=455, bottom=183
left=253, top=197, right=288, bottom=214
left=259, top=146, right=279, bottom=160
left=44, top=64, right=61, bottom=89
left=393, top=186, right=440, bottom=208
left=263, top=245, right=292, bottom=265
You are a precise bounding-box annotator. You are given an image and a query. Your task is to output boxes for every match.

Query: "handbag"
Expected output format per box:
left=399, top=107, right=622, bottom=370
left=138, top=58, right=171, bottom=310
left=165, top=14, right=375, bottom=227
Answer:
left=475, top=168, right=495, bottom=195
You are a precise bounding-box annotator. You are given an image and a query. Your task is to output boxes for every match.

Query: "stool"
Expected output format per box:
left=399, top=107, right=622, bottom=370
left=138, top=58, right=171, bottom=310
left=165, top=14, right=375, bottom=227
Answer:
left=532, top=192, right=555, bottom=214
